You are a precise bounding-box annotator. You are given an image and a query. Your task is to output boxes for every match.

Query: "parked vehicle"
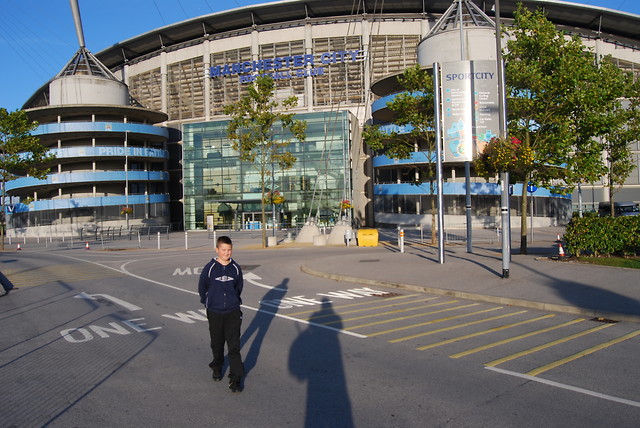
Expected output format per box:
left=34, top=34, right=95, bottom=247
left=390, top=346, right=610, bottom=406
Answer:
left=597, top=201, right=640, bottom=217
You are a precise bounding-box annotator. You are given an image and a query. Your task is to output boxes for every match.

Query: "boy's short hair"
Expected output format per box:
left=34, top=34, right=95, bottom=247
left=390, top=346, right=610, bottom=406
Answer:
left=216, top=235, right=233, bottom=247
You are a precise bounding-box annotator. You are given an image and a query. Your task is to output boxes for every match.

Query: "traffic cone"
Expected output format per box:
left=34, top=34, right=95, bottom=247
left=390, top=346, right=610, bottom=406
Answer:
left=558, top=242, right=566, bottom=259
left=85, top=241, right=90, bottom=250
left=557, top=234, right=561, bottom=242
left=16, top=243, right=21, bottom=251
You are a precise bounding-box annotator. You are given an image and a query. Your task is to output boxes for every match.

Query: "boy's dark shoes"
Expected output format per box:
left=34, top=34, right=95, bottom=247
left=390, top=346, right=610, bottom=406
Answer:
left=212, top=368, right=222, bottom=381
left=229, top=380, right=242, bottom=393
left=2, top=287, right=18, bottom=297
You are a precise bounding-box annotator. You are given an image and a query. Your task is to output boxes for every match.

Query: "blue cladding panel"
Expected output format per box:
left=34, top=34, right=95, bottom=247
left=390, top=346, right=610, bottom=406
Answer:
left=33, top=122, right=169, bottom=138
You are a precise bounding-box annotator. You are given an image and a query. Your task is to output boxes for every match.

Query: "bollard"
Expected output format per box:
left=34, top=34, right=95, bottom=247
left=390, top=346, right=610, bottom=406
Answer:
left=185, top=231, right=188, bottom=250
left=157, top=231, right=161, bottom=250
left=399, top=229, right=405, bottom=253
left=345, top=229, right=353, bottom=247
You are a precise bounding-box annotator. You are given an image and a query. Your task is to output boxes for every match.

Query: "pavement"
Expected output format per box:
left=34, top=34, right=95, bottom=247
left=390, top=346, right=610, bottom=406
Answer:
left=300, top=226, right=640, bottom=324
left=3, top=225, right=640, bottom=323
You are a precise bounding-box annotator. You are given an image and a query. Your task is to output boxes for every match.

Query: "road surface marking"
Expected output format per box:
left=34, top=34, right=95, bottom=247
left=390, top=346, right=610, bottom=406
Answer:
left=525, top=329, right=640, bottom=376
left=286, top=293, right=420, bottom=317
left=74, top=292, right=143, bottom=311
left=345, top=301, right=470, bottom=330
left=353, top=303, right=486, bottom=333
left=412, top=313, right=548, bottom=347
left=449, top=318, right=585, bottom=359
left=414, top=313, right=551, bottom=348
left=485, top=323, right=613, bottom=367
left=244, top=272, right=288, bottom=291
left=320, top=300, right=460, bottom=325
left=241, top=305, right=367, bottom=339
left=302, top=297, right=434, bottom=320
left=386, top=307, right=510, bottom=343
left=59, top=255, right=365, bottom=339
left=486, top=366, right=640, bottom=408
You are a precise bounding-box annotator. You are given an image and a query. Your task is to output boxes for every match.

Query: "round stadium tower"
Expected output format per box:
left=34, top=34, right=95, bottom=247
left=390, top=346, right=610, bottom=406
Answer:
left=12, top=4, right=172, bottom=237
left=14, top=0, right=640, bottom=234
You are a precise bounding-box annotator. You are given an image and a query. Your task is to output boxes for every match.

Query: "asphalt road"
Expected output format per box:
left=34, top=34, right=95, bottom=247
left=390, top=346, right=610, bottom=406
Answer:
left=1, top=244, right=639, bottom=427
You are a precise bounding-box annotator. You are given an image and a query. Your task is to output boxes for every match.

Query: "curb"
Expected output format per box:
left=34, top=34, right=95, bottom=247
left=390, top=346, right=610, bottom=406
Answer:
left=300, top=264, right=640, bottom=324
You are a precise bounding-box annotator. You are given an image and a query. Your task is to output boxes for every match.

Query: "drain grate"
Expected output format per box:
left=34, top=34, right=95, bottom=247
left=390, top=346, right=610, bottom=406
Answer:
left=592, top=317, right=618, bottom=324
left=371, top=292, right=403, bottom=298
left=359, top=259, right=380, bottom=263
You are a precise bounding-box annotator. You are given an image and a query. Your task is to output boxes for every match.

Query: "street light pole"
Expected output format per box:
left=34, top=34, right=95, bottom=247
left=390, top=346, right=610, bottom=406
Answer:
left=271, top=160, right=276, bottom=237
left=125, top=131, right=129, bottom=231
left=495, top=0, right=510, bottom=278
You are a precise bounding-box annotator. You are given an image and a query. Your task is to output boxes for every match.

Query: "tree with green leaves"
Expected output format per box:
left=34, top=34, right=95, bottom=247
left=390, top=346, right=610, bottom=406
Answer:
left=223, top=75, right=307, bottom=248
left=496, top=5, right=639, bottom=253
left=363, top=65, right=438, bottom=243
left=0, top=108, right=54, bottom=250
left=592, top=73, right=640, bottom=216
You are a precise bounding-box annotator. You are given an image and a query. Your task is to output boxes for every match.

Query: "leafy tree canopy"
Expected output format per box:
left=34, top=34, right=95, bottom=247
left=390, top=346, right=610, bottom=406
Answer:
left=1, top=107, right=55, bottom=249
left=223, top=75, right=306, bottom=247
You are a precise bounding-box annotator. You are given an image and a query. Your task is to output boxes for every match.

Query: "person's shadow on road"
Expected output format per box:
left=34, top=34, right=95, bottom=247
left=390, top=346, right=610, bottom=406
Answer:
left=288, top=298, right=354, bottom=428
left=241, top=278, right=289, bottom=374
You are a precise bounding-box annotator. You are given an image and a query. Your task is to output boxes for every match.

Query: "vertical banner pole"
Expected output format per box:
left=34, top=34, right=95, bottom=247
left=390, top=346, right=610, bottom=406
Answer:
left=433, top=62, right=445, bottom=264
left=495, top=0, right=510, bottom=278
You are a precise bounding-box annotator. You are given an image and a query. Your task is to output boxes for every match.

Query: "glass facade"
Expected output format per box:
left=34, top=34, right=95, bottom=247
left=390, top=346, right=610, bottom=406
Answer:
left=182, top=111, right=352, bottom=230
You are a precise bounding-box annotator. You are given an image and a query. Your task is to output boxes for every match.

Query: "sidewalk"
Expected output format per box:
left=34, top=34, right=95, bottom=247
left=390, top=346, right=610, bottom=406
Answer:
left=302, top=227, right=640, bottom=323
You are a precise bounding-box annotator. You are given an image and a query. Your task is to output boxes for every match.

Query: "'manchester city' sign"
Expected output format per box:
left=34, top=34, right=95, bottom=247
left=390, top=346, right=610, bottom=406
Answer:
left=210, top=50, right=364, bottom=83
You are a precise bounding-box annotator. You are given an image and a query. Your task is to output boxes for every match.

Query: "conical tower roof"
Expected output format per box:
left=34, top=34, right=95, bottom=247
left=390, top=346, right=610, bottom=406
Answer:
left=55, top=46, right=121, bottom=81
left=424, top=0, right=495, bottom=39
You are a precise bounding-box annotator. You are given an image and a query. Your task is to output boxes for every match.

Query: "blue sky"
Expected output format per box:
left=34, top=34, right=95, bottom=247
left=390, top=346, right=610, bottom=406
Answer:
left=1, top=0, right=638, bottom=111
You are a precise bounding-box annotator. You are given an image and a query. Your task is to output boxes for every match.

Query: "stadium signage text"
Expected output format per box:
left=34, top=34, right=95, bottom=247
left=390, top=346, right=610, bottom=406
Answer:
left=210, top=49, right=364, bottom=83
left=445, top=72, right=495, bottom=81
left=98, top=147, right=165, bottom=158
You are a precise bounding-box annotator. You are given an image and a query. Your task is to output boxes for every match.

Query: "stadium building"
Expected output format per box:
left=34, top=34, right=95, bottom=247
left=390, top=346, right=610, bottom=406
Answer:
left=12, top=0, right=640, bottom=234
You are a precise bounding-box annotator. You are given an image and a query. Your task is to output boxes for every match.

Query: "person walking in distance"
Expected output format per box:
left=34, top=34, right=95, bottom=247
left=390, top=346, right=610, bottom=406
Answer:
left=198, top=235, right=245, bottom=393
left=0, top=271, right=16, bottom=297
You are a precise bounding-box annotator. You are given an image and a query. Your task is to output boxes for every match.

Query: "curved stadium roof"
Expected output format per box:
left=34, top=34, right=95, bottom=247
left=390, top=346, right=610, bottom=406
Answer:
left=95, top=0, right=640, bottom=70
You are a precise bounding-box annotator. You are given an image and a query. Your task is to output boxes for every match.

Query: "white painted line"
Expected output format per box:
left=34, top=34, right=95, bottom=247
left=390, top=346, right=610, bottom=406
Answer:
left=241, top=305, right=367, bottom=339
left=60, top=254, right=364, bottom=339
left=485, top=366, right=640, bottom=408
left=74, top=292, right=143, bottom=311
left=244, top=272, right=288, bottom=291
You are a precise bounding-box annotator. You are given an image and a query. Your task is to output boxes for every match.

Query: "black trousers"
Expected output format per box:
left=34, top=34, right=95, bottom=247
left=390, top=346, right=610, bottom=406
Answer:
left=206, top=309, right=244, bottom=381
left=0, top=271, right=14, bottom=293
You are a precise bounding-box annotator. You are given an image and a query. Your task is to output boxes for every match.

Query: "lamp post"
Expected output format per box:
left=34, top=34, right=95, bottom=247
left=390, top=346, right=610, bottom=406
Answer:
left=494, top=0, right=510, bottom=278
left=125, top=131, right=129, bottom=230
left=271, top=161, right=276, bottom=237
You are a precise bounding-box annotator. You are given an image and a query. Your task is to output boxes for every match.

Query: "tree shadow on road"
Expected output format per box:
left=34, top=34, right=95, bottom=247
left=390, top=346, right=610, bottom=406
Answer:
left=515, top=261, right=640, bottom=316
left=241, top=278, right=289, bottom=374
left=288, top=298, right=354, bottom=428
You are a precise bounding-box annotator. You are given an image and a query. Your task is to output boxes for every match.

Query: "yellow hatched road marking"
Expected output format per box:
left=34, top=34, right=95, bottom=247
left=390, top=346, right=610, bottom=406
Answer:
left=347, top=302, right=477, bottom=331
left=525, top=329, right=640, bottom=376
left=389, top=306, right=508, bottom=343
left=485, top=323, right=614, bottom=367
left=286, top=293, right=420, bottom=317
left=305, top=297, right=438, bottom=321
left=450, top=318, right=586, bottom=359
left=4, top=265, right=125, bottom=287
left=324, top=300, right=462, bottom=326
left=415, top=313, right=552, bottom=349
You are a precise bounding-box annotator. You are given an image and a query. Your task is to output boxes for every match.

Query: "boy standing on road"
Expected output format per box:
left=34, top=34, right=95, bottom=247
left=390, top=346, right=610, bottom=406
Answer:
left=198, top=235, right=245, bottom=393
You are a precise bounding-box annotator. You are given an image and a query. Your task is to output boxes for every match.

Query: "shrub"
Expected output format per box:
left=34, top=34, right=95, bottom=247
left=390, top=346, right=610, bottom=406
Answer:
left=565, top=216, right=640, bottom=256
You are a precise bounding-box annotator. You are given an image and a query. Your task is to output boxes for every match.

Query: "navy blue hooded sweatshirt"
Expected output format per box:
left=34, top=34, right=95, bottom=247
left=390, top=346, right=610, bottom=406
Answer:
left=198, top=258, right=243, bottom=313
